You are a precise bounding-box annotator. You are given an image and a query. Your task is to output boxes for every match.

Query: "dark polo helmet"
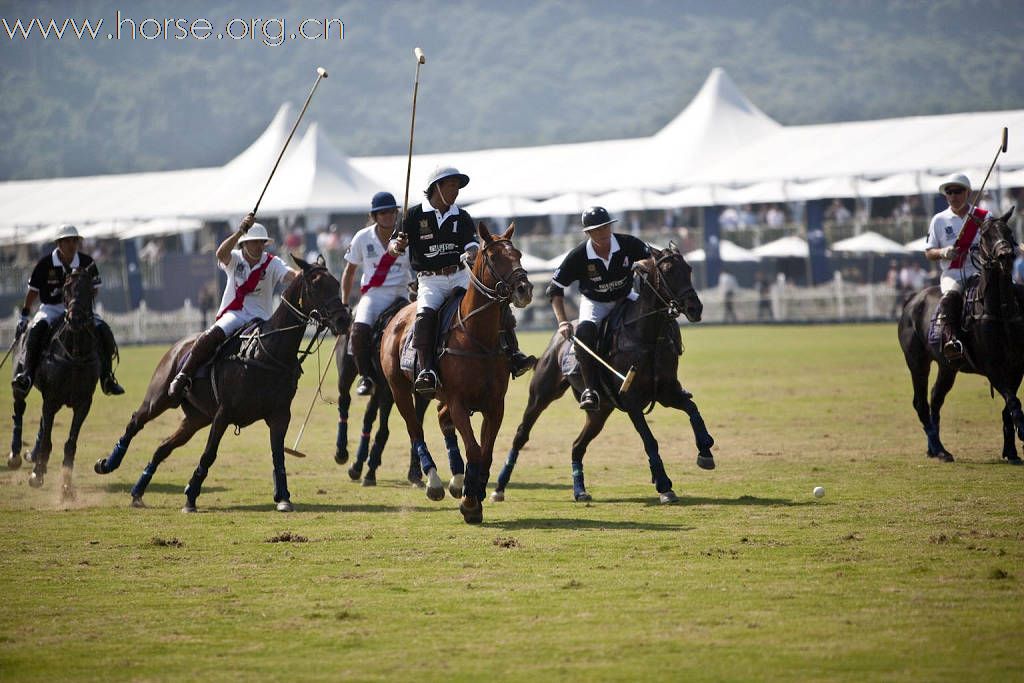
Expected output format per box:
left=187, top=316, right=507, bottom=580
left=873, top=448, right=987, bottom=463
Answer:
left=581, top=206, right=617, bottom=231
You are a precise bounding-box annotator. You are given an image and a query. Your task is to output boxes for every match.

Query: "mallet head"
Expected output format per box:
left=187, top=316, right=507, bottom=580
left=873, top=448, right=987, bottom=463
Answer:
left=414, top=47, right=426, bottom=64
left=1002, top=127, right=1009, bottom=153
left=317, top=66, right=328, bottom=79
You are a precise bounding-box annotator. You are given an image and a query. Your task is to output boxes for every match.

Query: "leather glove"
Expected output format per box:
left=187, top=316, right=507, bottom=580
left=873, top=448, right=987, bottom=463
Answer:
left=240, top=212, right=256, bottom=233
left=558, top=320, right=574, bottom=340
left=389, top=234, right=408, bottom=256
left=939, top=245, right=958, bottom=260
left=16, top=313, right=29, bottom=338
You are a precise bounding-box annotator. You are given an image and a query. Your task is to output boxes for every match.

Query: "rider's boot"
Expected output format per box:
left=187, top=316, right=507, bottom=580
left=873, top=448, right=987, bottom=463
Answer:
left=938, top=290, right=965, bottom=362
left=12, top=321, right=48, bottom=396
left=351, top=322, right=375, bottom=396
left=95, top=319, right=125, bottom=395
left=412, top=308, right=439, bottom=396
left=574, top=320, right=601, bottom=411
left=168, top=326, right=227, bottom=400
left=500, top=306, right=536, bottom=378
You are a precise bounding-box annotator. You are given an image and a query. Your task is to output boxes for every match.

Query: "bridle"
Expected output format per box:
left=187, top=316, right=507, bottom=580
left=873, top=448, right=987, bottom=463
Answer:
left=460, top=238, right=529, bottom=325
left=972, top=218, right=1017, bottom=272
left=51, top=271, right=98, bottom=366
left=626, top=249, right=694, bottom=325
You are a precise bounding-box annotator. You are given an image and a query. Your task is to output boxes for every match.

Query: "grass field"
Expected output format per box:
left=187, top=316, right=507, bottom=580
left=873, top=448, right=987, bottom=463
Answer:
left=1, top=324, right=1022, bottom=681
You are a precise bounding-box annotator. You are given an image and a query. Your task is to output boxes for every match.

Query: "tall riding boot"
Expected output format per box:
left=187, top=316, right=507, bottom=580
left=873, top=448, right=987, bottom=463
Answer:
left=938, top=291, right=964, bottom=361
left=12, top=321, right=48, bottom=396
left=574, top=321, right=600, bottom=411
left=412, top=308, right=439, bottom=396
left=351, top=322, right=375, bottom=396
left=168, top=326, right=227, bottom=400
left=500, top=306, right=536, bottom=378
left=95, top=320, right=125, bottom=395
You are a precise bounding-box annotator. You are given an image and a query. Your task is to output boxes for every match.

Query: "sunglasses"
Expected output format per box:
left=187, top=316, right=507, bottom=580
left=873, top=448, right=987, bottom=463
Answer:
left=944, top=187, right=966, bottom=196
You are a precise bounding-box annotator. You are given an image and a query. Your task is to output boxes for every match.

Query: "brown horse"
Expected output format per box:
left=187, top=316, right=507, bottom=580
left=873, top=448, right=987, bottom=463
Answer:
left=492, top=244, right=713, bottom=504
left=899, top=208, right=1024, bottom=463
left=94, top=256, right=350, bottom=511
left=381, top=223, right=532, bottom=524
left=8, top=267, right=100, bottom=500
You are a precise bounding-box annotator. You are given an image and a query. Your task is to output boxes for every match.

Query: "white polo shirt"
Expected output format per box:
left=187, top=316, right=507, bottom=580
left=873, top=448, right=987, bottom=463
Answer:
left=345, top=224, right=411, bottom=289
left=925, top=207, right=983, bottom=278
left=217, top=250, right=291, bottom=320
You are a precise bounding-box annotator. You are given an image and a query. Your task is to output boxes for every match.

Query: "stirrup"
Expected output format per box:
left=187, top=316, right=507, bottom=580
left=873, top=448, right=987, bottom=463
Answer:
left=414, top=369, right=438, bottom=395
left=356, top=375, right=375, bottom=396
left=509, top=352, right=537, bottom=378
left=102, top=374, right=125, bottom=396
left=579, top=389, right=600, bottom=411
left=12, top=373, right=32, bottom=394
left=942, top=338, right=964, bottom=361
left=168, top=372, right=191, bottom=399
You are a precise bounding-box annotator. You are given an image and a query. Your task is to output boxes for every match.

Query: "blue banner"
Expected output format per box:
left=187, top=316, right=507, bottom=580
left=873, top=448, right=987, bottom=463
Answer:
left=805, top=199, right=831, bottom=285
left=702, top=205, right=722, bottom=288
left=121, top=238, right=144, bottom=309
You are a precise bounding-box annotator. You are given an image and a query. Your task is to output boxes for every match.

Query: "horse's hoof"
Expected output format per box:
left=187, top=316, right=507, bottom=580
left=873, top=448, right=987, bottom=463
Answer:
left=276, top=500, right=294, bottom=512
left=696, top=452, right=715, bottom=470
left=425, top=468, right=445, bottom=501
left=408, top=476, right=425, bottom=488
left=361, top=475, right=376, bottom=487
left=8, top=452, right=22, bottom=470
left=24, top=451, right=34, bottom=464
left=28, top=472, right=43, bottom=488
left=347, top=464, right=362, bottom=481
left=935, top=451, right=955, bottom=463
left=335, top=450, right=349, bottom=465
left=448, top=473, right=464, bottom=498
left=460, top=498, right=483, bottom=524
left=574, top=491, right=592, bottom=502
left=130, top=497, right=146, bottom=508
left=181, top=502, right=197, bottom=513
left=1003, top=454, right=1023, bottom=465
left=659, top=490, right=679, bottom=504
left=93, top=458, right=108, bottom=475
left=490, top=490, right=505, bottom=503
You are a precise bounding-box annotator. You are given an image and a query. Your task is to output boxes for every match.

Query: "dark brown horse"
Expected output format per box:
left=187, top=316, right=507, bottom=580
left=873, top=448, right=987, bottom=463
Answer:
left=7, top=267, right=101, bottom=500
left=94, top=256, right=351, bottom=510
left=381, top=223, right=532, bottom=524
left=493, top=244, right=715, bottom=504
left=899, top=208, right=1024, bottom=464
left=334, top=298, right=424, bottom=487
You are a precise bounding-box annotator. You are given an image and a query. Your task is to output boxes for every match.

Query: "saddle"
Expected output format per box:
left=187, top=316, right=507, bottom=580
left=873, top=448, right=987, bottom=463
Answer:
left=926, top=277, right=981, bottom=353
left=399, top=288, right=467, bottom=377
left=175, top=319, right=264, bottom=380
left=369, top=297, right=410, bottom=353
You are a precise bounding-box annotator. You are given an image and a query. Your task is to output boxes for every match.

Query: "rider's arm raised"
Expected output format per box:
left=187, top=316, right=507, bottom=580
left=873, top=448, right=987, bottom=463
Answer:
left=216, top=212, right=256, bottom=267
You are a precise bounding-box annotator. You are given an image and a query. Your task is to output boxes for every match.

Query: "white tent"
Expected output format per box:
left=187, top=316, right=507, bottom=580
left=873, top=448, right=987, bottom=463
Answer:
left=753, top=235, right=810, bottom=258
left=518, top=252, right=551, bottom=272
left=534, top=192, right=597, bottom=215
left=831, top=231, right=908, bottom=254
left=660, top=185, right=736, bottom=208
left=463, top=195, right=546, bottom=218
left=904, top=236, right=929, bottom=252
left=590, top=189, right=670, bottom=212
left=685, top=239, right=760, bottom=263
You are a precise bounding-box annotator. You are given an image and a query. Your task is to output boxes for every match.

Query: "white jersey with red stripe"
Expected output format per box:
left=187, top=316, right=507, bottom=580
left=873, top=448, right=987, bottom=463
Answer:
left=925, top=206, right=988, bottom=283
left=217, top=250, right=291, bottom=321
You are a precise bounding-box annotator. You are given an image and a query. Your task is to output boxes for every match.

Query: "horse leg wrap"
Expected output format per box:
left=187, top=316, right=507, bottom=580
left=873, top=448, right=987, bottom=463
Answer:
left=464, top=461, right=486, bottom=500
left=355, top=432, right=371, bottom=464
left=273, top=467, right=290, bottom=503
left=688, top=410, right=715, bottom=451
left=648, top=457, right=673, bottom=494
left=105, top=437, right=130, bottom=472
left=335, top=416, right=348, bottom=453
left=11, top=412, right=23, bottom=454
left=923, top=423, right=942, bottom=454
left=571, top=462, right=586, bottom=498
left=445, top=432, right=465, bottom=475
left=131, top=462, right=158, bottom=499
left=185, top=465, right=209, bottom=501
left=414, top=440, right=436, bottom=473
left=496, top=448, right=519, bottom=490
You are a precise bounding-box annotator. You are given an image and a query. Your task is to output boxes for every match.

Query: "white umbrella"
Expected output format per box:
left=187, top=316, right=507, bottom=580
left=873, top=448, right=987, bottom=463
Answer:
left=463, top=195, right=546, bottom=218
left=753, top=235, right=809, bottom=258
left=904, top=236, right=929, bottom=252
left=684, top=239, right=760, bottom=263
left=831, top=231, right=908, bottom=254
left=518, top=252, right=551, bottom=272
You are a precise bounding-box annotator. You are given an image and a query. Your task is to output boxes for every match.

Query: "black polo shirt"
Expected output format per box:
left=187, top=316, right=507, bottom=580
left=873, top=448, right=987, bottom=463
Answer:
left=398, top=201, right=478, bottom=272
left=28, top=250, right=101, bottom=305
left=548, top=233, right=650, bottom=303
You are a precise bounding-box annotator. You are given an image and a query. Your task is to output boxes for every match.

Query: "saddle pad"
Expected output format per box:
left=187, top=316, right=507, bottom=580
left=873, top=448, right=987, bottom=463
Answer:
left=398, top=290, right=467, bottom=376
left=559, top=336, right=581, bottom=377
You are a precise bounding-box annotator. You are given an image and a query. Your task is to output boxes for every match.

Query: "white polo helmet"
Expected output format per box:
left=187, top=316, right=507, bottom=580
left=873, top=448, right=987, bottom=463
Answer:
left=54, top=224, right=81, bottom=241
left=238, top=223, right=274, bottom=244
left=939, top=172, right=972, bottom=194
left=424, top=166, right=470, bottom=194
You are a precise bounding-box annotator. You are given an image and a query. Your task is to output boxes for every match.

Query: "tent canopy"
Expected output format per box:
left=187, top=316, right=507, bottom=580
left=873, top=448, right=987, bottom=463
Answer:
left=831, top=231, right=908, bottom=254
left=685, top=239, right=761, bottom=263
left=753, top=235, right=809, bottom=258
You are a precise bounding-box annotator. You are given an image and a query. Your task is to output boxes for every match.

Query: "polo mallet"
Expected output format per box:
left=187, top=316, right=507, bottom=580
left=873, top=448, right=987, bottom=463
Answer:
left=283, top=332, right=345, bottom=458
left=954, top=127, right=1009, bottom=244
left=571, top=336, right=636, bottom=394
left=398, top=47, right=427, bottom=241
left=0, top=336, right=17, bottom=371
left=252, top=66, right=329, bottom=216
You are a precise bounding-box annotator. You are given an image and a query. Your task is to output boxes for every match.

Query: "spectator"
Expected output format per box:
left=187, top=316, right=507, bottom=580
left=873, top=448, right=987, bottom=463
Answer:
left=719, top=269, right=738, bottom=323
left=826, top=198, right=852, bottom=225
left=765, top=205, right=785, bottom=228
left=756, top=271, right=773, bottom=321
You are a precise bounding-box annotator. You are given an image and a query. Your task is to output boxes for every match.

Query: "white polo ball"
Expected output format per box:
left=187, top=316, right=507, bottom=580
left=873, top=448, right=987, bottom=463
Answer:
left=813, top=486, right=825, bottom=498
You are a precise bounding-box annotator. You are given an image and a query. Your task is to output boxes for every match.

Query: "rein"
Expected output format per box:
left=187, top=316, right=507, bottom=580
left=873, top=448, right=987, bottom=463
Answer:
left=967, top=218, right=1022, bottom=327
left=448, top=239, right=528, bottom=357
left=623, top=251, right=690, bottom=326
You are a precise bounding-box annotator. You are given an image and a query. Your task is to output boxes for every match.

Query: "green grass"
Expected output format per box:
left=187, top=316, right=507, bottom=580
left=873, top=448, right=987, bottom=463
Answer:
left=1, top=324, right=1022, bottom=682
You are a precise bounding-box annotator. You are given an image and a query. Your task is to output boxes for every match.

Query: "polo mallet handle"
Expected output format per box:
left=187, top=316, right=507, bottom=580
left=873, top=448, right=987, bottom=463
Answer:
left=283, top=332, right=343, bottom=458
left=0, top=337, right=17, bottom=371
left=954, top=127, right=1009, bottom=245
left=398, top=48, right=427, bottom=244
left=571, top=336, right=636, bottom=394
left=253, top=66, right=329, bottom=216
